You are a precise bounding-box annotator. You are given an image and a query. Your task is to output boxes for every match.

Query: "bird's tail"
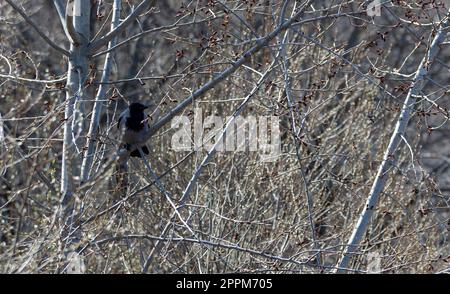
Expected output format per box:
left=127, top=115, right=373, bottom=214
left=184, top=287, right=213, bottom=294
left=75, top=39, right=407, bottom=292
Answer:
left=130, top=145, right=149, bottom=157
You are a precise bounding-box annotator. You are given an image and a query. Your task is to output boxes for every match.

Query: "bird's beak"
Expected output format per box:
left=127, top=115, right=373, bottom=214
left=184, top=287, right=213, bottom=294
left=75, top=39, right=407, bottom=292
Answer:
left=143, top=105, right=149, bottom=110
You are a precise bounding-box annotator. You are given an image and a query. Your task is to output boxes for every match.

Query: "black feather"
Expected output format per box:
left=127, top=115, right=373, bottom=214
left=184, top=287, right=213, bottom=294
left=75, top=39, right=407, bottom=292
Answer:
left=118, top=102, right=150, bottom=158
left=125, top=112, right=145, bottom=132
left=117, top=115, right=123, bottom=129
left=130, top=145, right=149, bottom=157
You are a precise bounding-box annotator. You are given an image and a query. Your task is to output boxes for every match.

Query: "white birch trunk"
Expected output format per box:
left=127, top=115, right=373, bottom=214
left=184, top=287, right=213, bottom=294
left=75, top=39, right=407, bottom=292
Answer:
left=335, top=15, right=450, bottom=273
left=60, top=0, right=91, bottom=222
left=80, top=0, right=121, bottom=183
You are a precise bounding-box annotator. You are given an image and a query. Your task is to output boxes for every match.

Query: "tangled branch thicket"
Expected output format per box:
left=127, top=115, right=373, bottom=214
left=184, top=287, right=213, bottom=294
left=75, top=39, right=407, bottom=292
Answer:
left=0, top=0, right=449, bottom=273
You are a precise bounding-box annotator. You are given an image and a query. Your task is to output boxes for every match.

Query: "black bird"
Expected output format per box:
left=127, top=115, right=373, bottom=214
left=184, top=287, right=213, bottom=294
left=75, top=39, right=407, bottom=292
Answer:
left=118, top=102, right=150, bottom=157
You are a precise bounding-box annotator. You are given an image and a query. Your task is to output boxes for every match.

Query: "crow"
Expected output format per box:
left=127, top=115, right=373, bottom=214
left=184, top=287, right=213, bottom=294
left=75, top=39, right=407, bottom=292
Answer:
left=118, top=102, right=150, bottom=157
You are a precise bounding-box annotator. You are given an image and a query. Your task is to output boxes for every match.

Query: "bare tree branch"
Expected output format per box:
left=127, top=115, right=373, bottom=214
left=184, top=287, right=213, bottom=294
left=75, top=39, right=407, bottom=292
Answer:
left=60, top=0, right=91, bottom=244
left=80, top=0, right=121, bottom=183
left=52, top=0, right=66, bottom=23
left=178, top=63, right=274, bottom=207
left=52, top=0, right=67, bottom=34
left=145, top=0, right=314, bottom=141
left=278, top=0, right=322, bottom=269
left=91, top=234, right=314, bottom=269
left=65, top=0, right=84, bottom=45
left=335, top=13, right=450, bottom=273
left=88, top=0, right=157, bottom=54
left=0, top=73, right=66, bottom=84
left=5, top=0, right=69, bottom=55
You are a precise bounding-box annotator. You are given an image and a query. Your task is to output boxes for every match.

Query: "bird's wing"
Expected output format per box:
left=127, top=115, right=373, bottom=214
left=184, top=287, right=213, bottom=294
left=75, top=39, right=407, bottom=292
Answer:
left=117, top=108, right=129, bottom=130
left=117, top=116, right=122, bottom=129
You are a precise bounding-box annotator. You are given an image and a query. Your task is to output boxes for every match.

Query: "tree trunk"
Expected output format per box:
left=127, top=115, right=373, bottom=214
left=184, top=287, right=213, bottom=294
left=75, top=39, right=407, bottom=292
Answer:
left=60, top=0, right=91, bottom=242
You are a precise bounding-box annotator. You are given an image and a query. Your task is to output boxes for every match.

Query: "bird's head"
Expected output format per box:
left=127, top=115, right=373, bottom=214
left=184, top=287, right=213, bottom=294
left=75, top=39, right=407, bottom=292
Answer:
left=129, top=102, right=148, bottom=113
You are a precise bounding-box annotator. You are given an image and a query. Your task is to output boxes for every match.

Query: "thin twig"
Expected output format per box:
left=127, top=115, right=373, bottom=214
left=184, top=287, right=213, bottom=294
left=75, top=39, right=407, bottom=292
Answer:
left=335, top=13, right=450, bottom=273
left=5, top=0, right=69, bottom=55
left=88, top=0, right=157, bottom=53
